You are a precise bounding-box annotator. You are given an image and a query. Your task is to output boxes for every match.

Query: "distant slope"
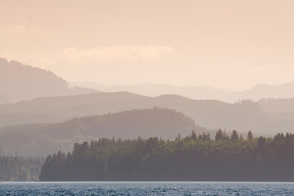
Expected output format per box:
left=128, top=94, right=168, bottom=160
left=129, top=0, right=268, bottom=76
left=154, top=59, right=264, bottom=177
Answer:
left=225, top=82, right=294, bottom=102
left=70, top=81, right=235, bottom=101
left=0, top=58, right=96, bottom=104
left=0, top=92, right=293, bottom=135
left=71, top=81, right=294, bottom=103
left=257, top=98, right=294, bottom=113
left=0, top=92, right=9, bottom=105
left=0, top=107, right=210, bottom=156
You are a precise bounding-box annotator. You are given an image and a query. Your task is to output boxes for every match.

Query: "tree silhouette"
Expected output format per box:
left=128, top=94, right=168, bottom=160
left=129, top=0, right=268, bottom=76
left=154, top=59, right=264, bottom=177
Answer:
left=230, top=130, right=239, bottom=142
left=247, top=130, right=253, bottom=140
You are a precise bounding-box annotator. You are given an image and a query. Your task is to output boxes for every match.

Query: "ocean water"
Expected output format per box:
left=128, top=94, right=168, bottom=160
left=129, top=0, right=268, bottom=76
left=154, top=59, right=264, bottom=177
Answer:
left=0, top=181, right=293, bottom=196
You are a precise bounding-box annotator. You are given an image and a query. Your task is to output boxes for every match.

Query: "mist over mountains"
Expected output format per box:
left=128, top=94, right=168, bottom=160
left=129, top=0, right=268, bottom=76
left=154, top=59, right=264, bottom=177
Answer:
left=0, top=57, right=293, bottom=104
left=0, top=58, right=97, bottom=104
left=0, top=57, right=293, bottom=150
left=0, top=92, right=293, bottom=136
left=71, top=81, right=294, bottom=103
left=0, top=107, right=210, bottom=156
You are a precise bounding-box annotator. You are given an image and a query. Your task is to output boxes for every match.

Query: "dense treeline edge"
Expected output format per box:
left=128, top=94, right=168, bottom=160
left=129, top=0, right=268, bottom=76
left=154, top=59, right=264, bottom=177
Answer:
left=39, top=130, right=294, bottom=182
left=0, top=156, right=44, bottom=181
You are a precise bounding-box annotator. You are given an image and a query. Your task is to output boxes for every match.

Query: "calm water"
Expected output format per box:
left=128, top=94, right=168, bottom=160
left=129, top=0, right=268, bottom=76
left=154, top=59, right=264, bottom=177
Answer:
left=0, top=181, right=293, bottom=196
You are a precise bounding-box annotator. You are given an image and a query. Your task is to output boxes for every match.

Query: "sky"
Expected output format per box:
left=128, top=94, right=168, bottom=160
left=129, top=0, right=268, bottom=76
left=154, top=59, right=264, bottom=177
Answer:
left=0, top=0, right=293, bottom=91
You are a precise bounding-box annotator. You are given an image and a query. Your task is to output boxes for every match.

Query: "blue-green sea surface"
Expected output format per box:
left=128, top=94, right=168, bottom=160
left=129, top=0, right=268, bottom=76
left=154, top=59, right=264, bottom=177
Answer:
left=0, top=181, right=293, bottom=196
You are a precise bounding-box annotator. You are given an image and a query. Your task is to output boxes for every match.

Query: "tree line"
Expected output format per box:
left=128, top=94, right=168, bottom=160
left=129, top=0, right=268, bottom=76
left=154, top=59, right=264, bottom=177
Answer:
left=39, top=130, right=294, bottom=181
left=0, top=156, right=44, bottom=181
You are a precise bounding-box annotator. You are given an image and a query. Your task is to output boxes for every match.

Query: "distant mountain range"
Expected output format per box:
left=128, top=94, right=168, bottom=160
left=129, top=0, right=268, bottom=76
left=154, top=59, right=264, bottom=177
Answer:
left=0, top=57, right=293, bottom=105
left=0, top=107, right=210, bottom=156
left=71, top=81, right=294, bottom=103
left=0, top=57, right=293, bottom=156
left=0, top=58, right=97, bottom=104
left=0, top=92, right=292, bottom=135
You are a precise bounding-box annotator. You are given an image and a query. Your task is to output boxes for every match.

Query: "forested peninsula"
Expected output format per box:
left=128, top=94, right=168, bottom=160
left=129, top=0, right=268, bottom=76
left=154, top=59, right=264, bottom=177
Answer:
left=39, top=130, right=293, bottom=182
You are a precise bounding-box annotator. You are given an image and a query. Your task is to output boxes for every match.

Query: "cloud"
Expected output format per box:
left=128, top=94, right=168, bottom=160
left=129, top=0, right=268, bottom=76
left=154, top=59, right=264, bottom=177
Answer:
left=268, top=65, right=280, bottom=70
left=188, top=31, right=198, bottom=35
left=58, top=45, right=175, bottom=65
left=5, top=25, right=26, bottom=33
left=252, top=66, right=265, bottom=71
left=0, top=25, right=40, bottom=34
left=252, top=65, right=280, bottom=72
left=0, top=52, right=53, bottom=67
left=0, top=44, right=175, bottom=70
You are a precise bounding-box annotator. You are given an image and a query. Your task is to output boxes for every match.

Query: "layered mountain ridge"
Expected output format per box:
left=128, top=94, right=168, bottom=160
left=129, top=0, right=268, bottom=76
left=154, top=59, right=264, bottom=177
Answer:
left=0, top=58, right=97, bottom=104
left=0, top=107, right=210, bottom=156
left=71, top=81, right=294, bottom=103
left=0, top=92, right=293, bottom=135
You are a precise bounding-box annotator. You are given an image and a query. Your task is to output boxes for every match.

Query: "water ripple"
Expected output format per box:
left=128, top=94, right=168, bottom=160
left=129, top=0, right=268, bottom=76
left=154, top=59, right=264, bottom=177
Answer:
left=0, top=181, right=293, bottom=196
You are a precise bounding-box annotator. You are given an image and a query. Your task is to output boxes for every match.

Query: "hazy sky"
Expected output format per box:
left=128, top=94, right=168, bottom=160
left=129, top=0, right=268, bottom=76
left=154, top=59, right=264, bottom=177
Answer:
left=0, top=0, right=293, bottom=91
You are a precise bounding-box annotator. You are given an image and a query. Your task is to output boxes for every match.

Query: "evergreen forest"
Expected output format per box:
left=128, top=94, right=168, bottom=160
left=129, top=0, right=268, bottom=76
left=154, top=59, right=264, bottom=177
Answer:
left=39, top=130, right=293, bottom=182
left=0, top=156, right=44, bottom=181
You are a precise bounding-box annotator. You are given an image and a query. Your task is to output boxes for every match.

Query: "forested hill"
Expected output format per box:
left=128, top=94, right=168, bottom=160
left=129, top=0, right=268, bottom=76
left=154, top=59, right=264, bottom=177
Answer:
left=0, top=107, right=210, bottom=156
left=0, top=91, right=293, bottom=134
left=41, top=107, right=203, bottom=140
left=257, top=98, right=294, bottom=113
left=0, top=58, right=96, bottom=104
left=39, top=131, right=294, bottom=182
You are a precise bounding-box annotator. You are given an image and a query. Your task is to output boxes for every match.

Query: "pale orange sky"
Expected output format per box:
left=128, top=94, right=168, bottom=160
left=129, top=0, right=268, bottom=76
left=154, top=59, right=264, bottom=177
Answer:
left=0, top=0, right=293, bottom=91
